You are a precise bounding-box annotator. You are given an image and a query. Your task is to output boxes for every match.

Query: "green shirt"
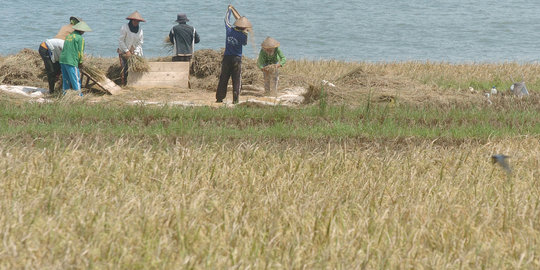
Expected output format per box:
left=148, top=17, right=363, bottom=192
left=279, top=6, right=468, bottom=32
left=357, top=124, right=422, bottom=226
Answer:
left=257, top=47, right=286, bottom=69
left=59, top=31, right=85, bottom=67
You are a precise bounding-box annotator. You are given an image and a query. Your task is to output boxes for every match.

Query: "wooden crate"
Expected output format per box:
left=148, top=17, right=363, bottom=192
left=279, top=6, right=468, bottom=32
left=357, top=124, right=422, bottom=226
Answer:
left=127, top=62, right=190, bottom=89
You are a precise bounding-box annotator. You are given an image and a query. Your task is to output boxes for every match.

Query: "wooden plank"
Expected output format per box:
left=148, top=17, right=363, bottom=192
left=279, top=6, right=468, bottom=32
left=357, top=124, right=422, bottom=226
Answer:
left=127, top=62, right=190, bottom=89
left=97, top=77, right=122, bottom=95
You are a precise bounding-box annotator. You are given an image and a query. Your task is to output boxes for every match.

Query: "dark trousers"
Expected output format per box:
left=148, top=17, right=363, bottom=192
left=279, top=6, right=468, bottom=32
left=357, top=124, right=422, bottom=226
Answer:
left=38, top=46, right=60, bottom=93
left=216, top=55, right=242, bottom=102
left=119, top=54, right=129, bottom=85
left=172, top=55, right=192, bottom=62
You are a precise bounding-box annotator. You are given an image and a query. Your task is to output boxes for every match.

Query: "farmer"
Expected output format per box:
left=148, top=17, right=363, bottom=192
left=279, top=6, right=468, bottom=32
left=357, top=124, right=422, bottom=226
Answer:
left=215, top=5, right=252, bottom=104
left=38, top=38, right=64, bottom=94
left=55, top=16, right=81, bottom=40
left=257, top=37, right=286, bottom=96
left=169, top=13, right=200, bottom=62
left=59, top=21, right=92, bottom=96
left=118, top=11, right=145, bottom=85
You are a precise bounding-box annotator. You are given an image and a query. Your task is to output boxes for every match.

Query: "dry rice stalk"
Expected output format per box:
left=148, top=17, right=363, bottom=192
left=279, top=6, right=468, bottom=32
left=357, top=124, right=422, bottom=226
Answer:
left=80, top=63, right=105, bottom=81
left=127, top=55, right=150, bottom=73
left=163, top=36, right=173, bottom=54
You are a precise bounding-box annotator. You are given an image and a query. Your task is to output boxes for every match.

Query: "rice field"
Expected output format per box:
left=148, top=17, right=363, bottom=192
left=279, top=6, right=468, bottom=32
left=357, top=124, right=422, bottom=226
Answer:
left=0, top=100, right=539, bottom=269
left=1, top=49, right=540, bottom=268
left=0, top=134, right=539, bottom=269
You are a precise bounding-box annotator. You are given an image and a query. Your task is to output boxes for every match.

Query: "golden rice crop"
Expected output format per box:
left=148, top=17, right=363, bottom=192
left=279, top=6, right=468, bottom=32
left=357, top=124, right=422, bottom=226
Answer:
left=0, top=136, right=538, bottom=268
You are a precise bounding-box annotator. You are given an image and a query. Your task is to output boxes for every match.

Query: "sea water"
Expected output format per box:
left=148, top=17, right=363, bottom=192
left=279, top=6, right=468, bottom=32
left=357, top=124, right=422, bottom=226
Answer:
left=2, top=0, right=540, bottom=62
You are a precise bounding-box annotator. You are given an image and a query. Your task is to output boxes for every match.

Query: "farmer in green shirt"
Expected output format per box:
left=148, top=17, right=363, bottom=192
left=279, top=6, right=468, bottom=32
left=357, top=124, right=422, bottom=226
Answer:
left=59, top=21, right=92, bottom=96
left=257, top=37, right=286, bottom=96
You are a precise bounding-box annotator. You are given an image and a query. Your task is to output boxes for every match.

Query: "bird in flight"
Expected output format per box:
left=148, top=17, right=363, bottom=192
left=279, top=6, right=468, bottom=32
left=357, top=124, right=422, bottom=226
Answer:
left=491, top=154, right=511, bottom=174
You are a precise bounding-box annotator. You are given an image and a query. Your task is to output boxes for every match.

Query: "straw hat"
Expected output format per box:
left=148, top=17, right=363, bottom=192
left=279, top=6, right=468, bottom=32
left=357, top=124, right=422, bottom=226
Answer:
left=233, top=16, right=252, bottom=29
left=261, top=37, right=280, bottom=48
left=69, top=16, right=82, bottom=24
left=73, top=21, right=92, bottom=32
left=126, top=11, right=146, bottom=22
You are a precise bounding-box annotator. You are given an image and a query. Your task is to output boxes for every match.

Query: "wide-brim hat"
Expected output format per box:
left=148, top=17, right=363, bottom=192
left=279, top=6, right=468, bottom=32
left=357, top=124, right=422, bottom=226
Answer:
left=69, top=16, right=82, bottom=24
left=73, top=21, right=92, bottom=32
left=176, top=13, right=189, bottom=22
left=126, top=11, right=146, bottom=22
left=233, top=16, right=252, bottom=29
left=261, top=37, right=280, bottom=48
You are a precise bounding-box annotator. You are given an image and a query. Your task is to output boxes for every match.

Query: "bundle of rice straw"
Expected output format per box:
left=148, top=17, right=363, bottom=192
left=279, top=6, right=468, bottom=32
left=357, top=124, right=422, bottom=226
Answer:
left=127, top=55, right=150, bottom=73
left=163, top=36, right=173, bottom=54
left=80, top=63, right=105, bottom=81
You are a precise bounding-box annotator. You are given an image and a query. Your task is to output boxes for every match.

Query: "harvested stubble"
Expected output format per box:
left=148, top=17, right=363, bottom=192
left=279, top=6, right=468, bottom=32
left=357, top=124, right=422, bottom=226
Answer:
left=0, top=136, right=539, bottom=268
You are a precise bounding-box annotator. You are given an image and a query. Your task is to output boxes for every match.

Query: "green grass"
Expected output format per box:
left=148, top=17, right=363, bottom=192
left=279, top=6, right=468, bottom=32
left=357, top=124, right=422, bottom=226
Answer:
left=1, top=101, right=538, bottom=143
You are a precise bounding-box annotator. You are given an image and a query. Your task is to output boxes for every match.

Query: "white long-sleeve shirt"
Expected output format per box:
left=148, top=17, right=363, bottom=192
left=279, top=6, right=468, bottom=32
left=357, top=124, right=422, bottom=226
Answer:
left=118, top=23, right=143, bottom=56
left=45, top=38, right=65, bottom=63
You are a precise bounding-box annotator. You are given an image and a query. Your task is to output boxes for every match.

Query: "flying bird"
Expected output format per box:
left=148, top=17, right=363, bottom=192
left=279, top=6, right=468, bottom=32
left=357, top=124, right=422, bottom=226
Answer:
left=491, top=154, right=511, bottom=174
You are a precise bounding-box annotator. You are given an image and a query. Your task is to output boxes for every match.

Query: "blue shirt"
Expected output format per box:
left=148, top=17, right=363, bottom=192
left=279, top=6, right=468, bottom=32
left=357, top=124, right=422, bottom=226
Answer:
left=224, top=9, right=247, bottom=56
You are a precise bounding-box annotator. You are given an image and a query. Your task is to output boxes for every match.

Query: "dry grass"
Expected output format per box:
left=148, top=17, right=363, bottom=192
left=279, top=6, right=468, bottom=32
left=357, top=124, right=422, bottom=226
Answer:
left=0, top=48, right=46, bottom=88
left=0, top=136, right=538, bottom=268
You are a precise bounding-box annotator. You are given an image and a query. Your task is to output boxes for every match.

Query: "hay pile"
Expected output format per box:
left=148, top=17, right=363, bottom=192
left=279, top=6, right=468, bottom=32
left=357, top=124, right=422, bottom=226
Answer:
left=337, top=66, right=401, bottom=89
left=191, top=49, right=223, bottom=78
left=189, top=49, right=262, bottom=90
left=0, top=49, right=46, bottom=87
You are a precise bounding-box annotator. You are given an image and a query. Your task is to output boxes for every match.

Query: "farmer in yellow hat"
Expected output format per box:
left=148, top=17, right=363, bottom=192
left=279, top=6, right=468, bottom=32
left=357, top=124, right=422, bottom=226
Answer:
left=257, top=37, right=286, bottom=96
left=215, top=5, right=252, bottom=104
left=118, top=11, right=145, bottom=85
left=59, top=21, right=92, bottom=96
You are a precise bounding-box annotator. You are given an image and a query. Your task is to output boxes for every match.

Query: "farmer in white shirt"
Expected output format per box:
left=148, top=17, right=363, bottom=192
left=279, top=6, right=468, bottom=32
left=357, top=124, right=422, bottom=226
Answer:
left=38, top=38, right=65, bottom=94
left=118, top=11, right=145, bottom=85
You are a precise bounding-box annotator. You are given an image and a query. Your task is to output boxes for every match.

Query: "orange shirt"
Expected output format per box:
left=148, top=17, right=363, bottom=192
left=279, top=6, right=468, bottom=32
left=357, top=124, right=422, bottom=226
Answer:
left=54, top=24, right=74, bottom=40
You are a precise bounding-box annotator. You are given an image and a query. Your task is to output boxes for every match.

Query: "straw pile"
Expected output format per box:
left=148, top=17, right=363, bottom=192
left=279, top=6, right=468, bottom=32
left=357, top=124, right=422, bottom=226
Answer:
left=0, top=48, right=46, bottom=87
left=191, top=49, right=223, bottom=78
left=189, top=49, right=263, bottom=90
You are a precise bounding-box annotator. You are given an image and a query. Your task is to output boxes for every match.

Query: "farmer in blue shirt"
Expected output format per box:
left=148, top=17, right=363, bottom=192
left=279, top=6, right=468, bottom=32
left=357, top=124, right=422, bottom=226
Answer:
left=215, top=5, right=252, bottom=104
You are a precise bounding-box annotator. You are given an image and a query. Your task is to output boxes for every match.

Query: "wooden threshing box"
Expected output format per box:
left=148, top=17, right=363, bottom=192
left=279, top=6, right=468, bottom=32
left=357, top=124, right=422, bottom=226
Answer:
left=127, top=62, right=190, bottom=89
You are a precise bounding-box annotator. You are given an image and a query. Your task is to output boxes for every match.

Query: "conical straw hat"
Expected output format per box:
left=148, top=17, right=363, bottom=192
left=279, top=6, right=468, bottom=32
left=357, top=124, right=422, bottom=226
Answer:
left=261, top=37, right=280, bottom=48
left=233, top=16, right=252, bottom=29
left=72, top=21, right=92, bottom=32
left=126, top=11, right=146, bottom=22
left=69, top=16, right=82, bottom=24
